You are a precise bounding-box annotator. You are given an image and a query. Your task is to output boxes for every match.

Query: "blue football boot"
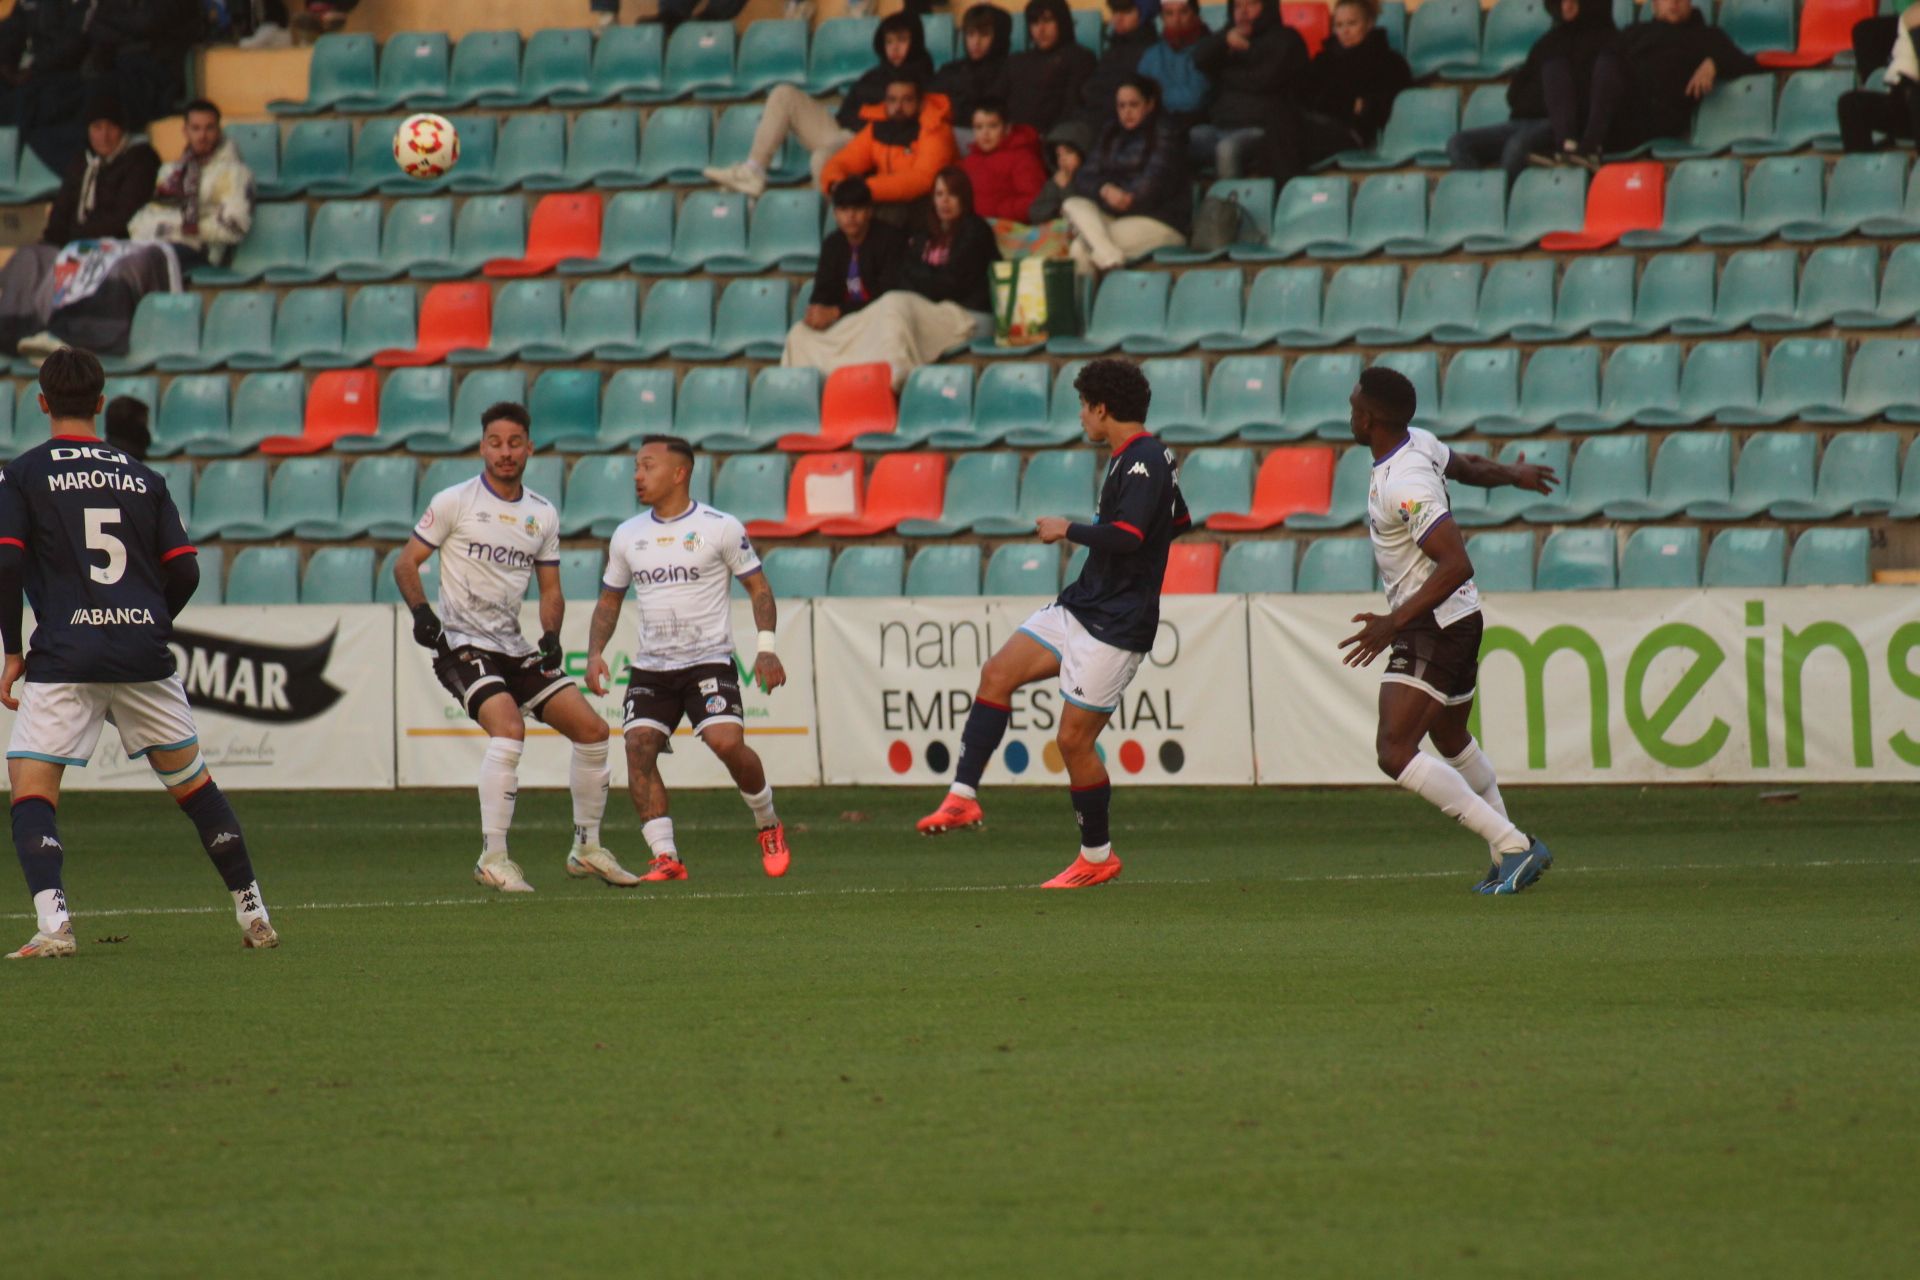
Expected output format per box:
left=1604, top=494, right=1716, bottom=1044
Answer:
left=1474, top=838, right=1552, bottom=895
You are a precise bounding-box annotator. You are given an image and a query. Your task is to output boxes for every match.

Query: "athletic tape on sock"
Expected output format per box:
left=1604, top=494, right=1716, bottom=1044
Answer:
left=157, top=751, right=208, bottom=790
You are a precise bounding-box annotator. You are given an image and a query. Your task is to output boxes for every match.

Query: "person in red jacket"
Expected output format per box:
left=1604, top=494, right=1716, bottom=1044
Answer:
left=960, top=98, right=1047, bottom=222
left=820, top=73, right=958, bottom=208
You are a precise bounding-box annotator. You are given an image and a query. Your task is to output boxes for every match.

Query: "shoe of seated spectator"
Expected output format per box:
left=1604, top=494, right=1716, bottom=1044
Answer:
left=703, top=162, right=766, bottom=198
left=17, top=331, right=62, bottom=359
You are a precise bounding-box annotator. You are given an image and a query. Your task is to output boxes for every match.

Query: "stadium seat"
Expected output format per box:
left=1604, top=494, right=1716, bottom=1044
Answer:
left=823, top=544, right=903, bottom=597
left=1163, top=543, right=1223, bottom=595
left=1791, top=152, right=1910, bottom=243
left=1559, top=343, right=1682, bottom=433
left=951, top=362, right=1049, bottom=449
left=1593, top=251, right=1716, bottom=338
left=257, top=118, right=351, bottom=198
left=261, top=369, right=378, bottom=455
left=1218, top=540, right=1294, bottom=593
left=1634, top=341, right=1761, bottom=426
left=1534, top=529, right=1616, bottom=591
left=191, top=202, right=305, bottom=287
left=1051, top=271, right=1170, bottom=356
left=650, top=190, right=747, bottom=272
left=181, top=292, right=284, bottom=375
left=310, top=284, right=418, bottom=370
left=1434, top=348, right=1520, bottom=437
left=1, top=383, right=43, bottom=459
left=731, top=18, right=807, bottom=97
left=1126, top=269, right=1244, bottom=355
left=271, top=33, right=376, bottom=114
left=1465, top=167, right=1585, bottom=252
left=1737, top=70, right=1850, bottom=154
left=1703, top=527, right=1786, bottom=587
left=440, top=279, right=557, bottom=365
left=1620, top=158, right=1742, bottom=249
left=409, top=194, right=526, bottom=280
left=1672, top=248, right=1795, bottom=335
left=1211, top=266, right=1322, bottom=352
left=713, top=454, right=789, bottom=525
left=556, top=549, right=604, bottom=601
left=1368, top=351, right=1442, bottom=436
left=899, top=453, right=1022, bottom=536
left=310, top=456, right=416, bottom=540
left=1158, top=179, right=1273, bottom=264
left=484, top=193, right=602, bottom=277
left=560, top=454, right=638, bottom=536
left=336, top=198, right=452, bottom=283
left=792, top=362, right=895, bottom=452
left=150, top=376, right=228, bottom=457
left=524, top=278, right=638, bottom=363
left=973, top=451, right=1097, bottom=535
left=905, top=545, right=982, bottom=597
left=760, top=547, right=831, bottom=599
left=530, top=111, right=639, bottom=192
left=261, top=199, right=380, bottom=284
left=1272, top=353, right=1364, bottom=440
left=1653, top=74, right=1774, bottom=158
left=1283, top=2, right=1332, bottom=54
left=705, top=366, right=821, bottom=453
left=1540, top=163, right=1665, bottom=251
left=1786, top=529, right=1871, bottom=586
left=1457, top=440, right=1571, bottom=525
left=1389, top=170, right=1505, bottom=256
left=1206, top=446, right=1336, bottom=531
left=1142, top=358, right=1207, bottom=435
left=1295, top=538, right=1375, bottom=592
left=309, top=115, right=407, bottom=198
left=1322, top=173, right=1427, bottom=260
left=983, top=543, right=1060, bottom=596
left=710, top=102, right=810, bottom=182
left=1163, top=355, right=1285, bottom=444
left=1287, top=446, right=1371, bottom=531
left=1688, top=433, right=1817, bottom=519
left=1759, top=0, right=1874, bottom=67
left=1479, top=0, right=1552, bottom=74
left=1718, top=0, right=1796, bottom=54
left=1177, top=448, right=1256, bottom=524
left=1242, top=175, right=1349, bottom=261
left=656, top=20, right=734, bottom=98
left=1719, top=336, right=1847, bottom=423
left=674, top=367, right=749, bottom=446
left=87, top=292, right=195, bottom=375
left=1753, top=244, right=1878, bottom=332
left=410, top=30, right=521, bottom=110
left=1432, top=258, right=1552, bottom=344
left=1456, top=82, right=1513, bottom=137
left=524, top=369, right=603, bottom=452
left=1889, top=438, right=1920, bottom=519
left=1619, top=527, right=1703, bottom=589
left=1862, top=161, right=1920, bottom=238
left=229, top=457, right=341, bottom=541
left=673, top=278, right=786, bottom=361
left=818, top=453, right=946, bottom=535
left=0, top=125, right=58, bottom=202
left=600, top=277, right=712, bottom=361
left=298, top=547, right=375, bottom=605
left=711, top=189, right=825, bottom=274
left=559, top=25, right=663, bottom=105
left=1466, top=531, right=1536, bottom=593
left=808, top=17, right=879, bottom=93
left=1771, top=432, right=1900, bottom=519
left=1819, top=338, right=1920, bottom=422
left=1700, top=156, right=1822, bottom=244
left=374, top=546, right=434, bottom=604
left=212, top=373, right=306, bottom=457
left=879, top=365, right=973, bottom=451
left=382, top=114, right=497, bottom=195
left=1512, top=256, right=1631, bottom=342
left=631, top=106, right=714, bottom=189
left=483, top=28, right=591, bottom=106
left=560, top=190, right=673, bottom=275
left=576, top=367, right=674, bottom=453
left=225, top=547, right=301, bottom=604
left=1336, top=88, right=1457, bottom=169
left=374, top=282, right=491, bottom=366
left=454, top=112, right=565, bottom=190
left=1002, top=360, right=1092, bottom=447
left=1405, top=0, right=1481, bottom=77
left=1524, top=434, right=1649, bottom=521
left=1277, top=264, right=1399, bottom=348
left=1376, top=262, right=1482, bottom=345
left=1479, top=346, right=1598, bottom=436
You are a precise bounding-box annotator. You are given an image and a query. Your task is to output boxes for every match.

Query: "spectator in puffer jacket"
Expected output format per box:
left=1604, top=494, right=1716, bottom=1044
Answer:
left=1078, top=0, right=1160, bottom=130
left=1447, top=0, right=1616, bottom=178
left=962, top=98, right=1048, bottom=221
left=1007, top=0, right=1098, bottom=134
left=1064, top=73, right=1190, bottom=274
left=1137, top=0, right=1212, bottom=130
left=128, top=100, right=255, bottom=271
left=820, top=75, right=959, bottom=210
left=1191, top=0, right=1309, bottom=177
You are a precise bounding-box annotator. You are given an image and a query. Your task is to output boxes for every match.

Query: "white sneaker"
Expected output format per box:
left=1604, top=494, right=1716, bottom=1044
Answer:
left=566, top=844, right=643, bottom=888
left=241, top=917, right=279, bottom=949
left=474, top=857, right=534, bottom=893
left=703, top=162, right=766, bottom=198
left=17, top=330, right=62, bottom=358
left=240, top=22, right=293, bottom=49
left=6, top=921, right=75, bottom=959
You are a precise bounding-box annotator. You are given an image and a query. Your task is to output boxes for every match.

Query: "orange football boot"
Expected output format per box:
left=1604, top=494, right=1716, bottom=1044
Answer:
left=1041, top=851, right=1123, bottom=889
left=916, top=793, right=984, bottom=834
left=640, top=855, right=688, bottom=882
left=758, top=823, right=791, bottom=877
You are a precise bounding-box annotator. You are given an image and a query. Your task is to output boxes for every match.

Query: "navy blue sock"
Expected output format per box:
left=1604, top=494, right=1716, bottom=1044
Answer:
left=11, top=797, right=63, bottom=896
left=178, top=781, right=256, bottom=893
left=954, top=698, right=1011, bottom=790
left=1070, top=781, right=1112, bottom=851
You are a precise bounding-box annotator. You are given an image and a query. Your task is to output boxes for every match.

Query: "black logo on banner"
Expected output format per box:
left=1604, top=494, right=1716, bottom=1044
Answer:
left=166, top=628, right=344, bottom=723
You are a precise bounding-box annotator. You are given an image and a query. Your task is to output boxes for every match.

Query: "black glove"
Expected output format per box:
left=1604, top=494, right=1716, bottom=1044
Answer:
left=538, top=630, right=563, bottom=673
left=411, top=602, right=443, bottom=650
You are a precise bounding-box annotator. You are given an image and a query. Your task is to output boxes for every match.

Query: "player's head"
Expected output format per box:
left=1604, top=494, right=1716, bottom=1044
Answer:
left=1350, top=366, right=1417, bottom=446
left=479, top=401, right=532, bottom=487
left=1074, top=358, right=1152, bottom=442
left=104, top=395, right=150, bottom=459
left=635, top=434, right=696, bottom=509
left=37, top=347, right=105, bottom=425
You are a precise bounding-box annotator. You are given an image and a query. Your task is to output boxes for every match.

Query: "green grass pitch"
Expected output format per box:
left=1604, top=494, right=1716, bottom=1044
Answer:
left=2, top=784, right=1915, bottom=1277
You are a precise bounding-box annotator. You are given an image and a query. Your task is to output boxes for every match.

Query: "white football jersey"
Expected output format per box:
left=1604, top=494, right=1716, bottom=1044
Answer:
left=413, top=475, right=561, bottom=655
left=602, top=502, right=762, bottom=670
left=1366, top=427, right=1481, bottom=628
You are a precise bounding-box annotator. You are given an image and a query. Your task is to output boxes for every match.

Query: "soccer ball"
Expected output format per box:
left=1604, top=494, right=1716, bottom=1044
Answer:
left=393, top=113, right=459, bottom=180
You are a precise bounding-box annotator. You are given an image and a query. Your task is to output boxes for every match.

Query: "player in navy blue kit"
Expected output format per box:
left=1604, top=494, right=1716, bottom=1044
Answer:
left=0, top=349, right=276, bottom=958
left=917, top=358, right=1190, bottom=888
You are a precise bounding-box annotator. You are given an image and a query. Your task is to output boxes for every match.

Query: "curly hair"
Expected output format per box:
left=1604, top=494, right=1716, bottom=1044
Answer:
left=1073, top=357, right=1153, bottom=425
left=1357, top=365, right=1417, bottom=426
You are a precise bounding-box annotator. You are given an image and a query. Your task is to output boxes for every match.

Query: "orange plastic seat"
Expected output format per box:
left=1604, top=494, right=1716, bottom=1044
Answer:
left=1283, top=2, right=1331, bottom=56
left=1758, top=0, right=1875, bottom=68
left=484, top=192, right=603, bottom=277
left=745, top=452, right=864, bottom=539
left=1162, top=541, right=1223, bottom=594
left=373, top=282, right=491, bottom=366
left=1540, top=163, right=1665, bottom=252
left=1206, top=446, right=1336, bottom=531
left=818, top=453, right=947, bottom=536
left=260, top=369, right=378, bottom=454
left=780, top=362, right=896, bottom=452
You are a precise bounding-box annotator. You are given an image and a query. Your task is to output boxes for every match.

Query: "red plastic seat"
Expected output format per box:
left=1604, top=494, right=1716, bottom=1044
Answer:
left=1540, top=162, right=1665, bottom=252
left=373, top=282, right=491, bottom=366
left=746, top=452, right=864, bottom=539
left=1758, top=0, right=1875, bottom=68
left=260, top=369, right=378, bottom=454
left=1162, top=541, right=1222, bottom=594
left=780, top=362, right=896, bottom=452
left=818, top=453, right=946, bottom=536
left=484, top=193, right=603, bottom=277
left=1206, top=446, right=1335, bottom=531
left=1283, top=3, right=1331, bottom=56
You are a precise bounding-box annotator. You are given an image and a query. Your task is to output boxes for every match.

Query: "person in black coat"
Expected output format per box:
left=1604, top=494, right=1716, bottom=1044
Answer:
left=1064, top=73, right=1190, bottom=273
left=1007, top=0, right=1098, bottom=134
left=838, top=12, right=935, bottom=132
left=801, top=177, right=908, bottom=332
left=1191, top=0, right=1309, bottom=177
left=1266, top=0, right=1411, bottom=179
left=899, top=167, right=1001, bottom=315
left=1837, top=9, right=1919, bottom=152
left=930, top=3, right=1014, bottom=134
left=1447, top=0, right=1613, bottom=177
left=43, top=95, right=160, bottom=243
left=1077, top=0, right=1160, bottom=130
left=1586, top=0, right=1762, bottom=158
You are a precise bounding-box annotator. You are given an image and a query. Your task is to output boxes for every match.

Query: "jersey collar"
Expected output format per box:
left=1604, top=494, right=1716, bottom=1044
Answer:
left=649, top=502, right=700, bottom=524
left=1372, top=434, right=1414, bottom=468
left=479, top=473, right=523, bottom=503
left=1112, top=430, right=1153, bottom=455
left=51, top=434, right=99, bottom=442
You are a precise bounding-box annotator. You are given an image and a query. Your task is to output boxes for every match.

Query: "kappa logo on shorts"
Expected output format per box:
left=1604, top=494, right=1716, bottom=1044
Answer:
left=705, top=695, right=727, bottom=714
left=698, top=677, right=720, bottom=695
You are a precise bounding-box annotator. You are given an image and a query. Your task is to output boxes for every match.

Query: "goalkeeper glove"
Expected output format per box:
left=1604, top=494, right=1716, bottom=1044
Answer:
left=538, top=630, right=563, bottom=673
left=410, top=602, right=443, bottom=650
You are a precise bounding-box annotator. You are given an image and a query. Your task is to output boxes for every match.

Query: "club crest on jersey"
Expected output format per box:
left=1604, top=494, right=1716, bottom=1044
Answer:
left=1398, top=499, right=1424, bottom=523
left=682, top=530, right=703, bottom=552
left=525, top=515, right=540, bottom=537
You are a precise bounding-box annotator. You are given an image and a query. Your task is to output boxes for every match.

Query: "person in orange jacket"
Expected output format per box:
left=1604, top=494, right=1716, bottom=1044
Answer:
left=820, top=73, right=958, bottom=207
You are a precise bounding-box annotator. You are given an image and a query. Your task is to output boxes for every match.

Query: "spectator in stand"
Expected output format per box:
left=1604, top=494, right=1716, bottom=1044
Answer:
left=1838, top=7, right=1919, bottom=151
left=962, top=98, right=1048, bottom=222
left=1007, top=0, right=1099, bottom=135
left=627, top=0, right=748, bottom=39
left=104, top=395, right=150, bottom=460
left=1028, top=120, right=1094, bottom=224
left=128, top=99, right=255, bottom=272
left=820, top=74, right=957, bottom=212
left=797, top=177, right=906, bottom=337
left=43, top=95, right=160, bottom=244
left=1557, top=0, right=1762, bottom=165
left=707, top=11, right=931, bottom=196
left=1191, top=0, right=1309, bottom=178
left=1447, top=0, right=1614, bottom=178
left=1078, top=0, right=1159, bottom=130
left=1263, top=0, right=1410, bottom=182
left=0, top=0, right=90, bottom=128
left=1138, top=0, right=1212, bottom=130
left=1063, top=73, right=1189, bottom=274
left=931, top=3, right=1014, bottom=136
left=786, top=167, right=998, bottom=387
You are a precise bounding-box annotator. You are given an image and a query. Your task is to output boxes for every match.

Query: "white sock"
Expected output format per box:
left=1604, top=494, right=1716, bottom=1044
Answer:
left=570, top=739, right=611, bottom=848
left=479, top=737, right=523, bottom=861
left=34, top=888, right=68, bottom=935
left=1397, top=754, right=1529, bottom=856
left=948, top=782, right=977, bottom=801
left=741, top=784, right=778, bottom=830
left=642, top=817, right=678, bottom=859
left=1080, top=843, right=1112, bottom=864
left=232, top=880, right=268, bottom=925
left=1444, top=738, right=1510, bottom=856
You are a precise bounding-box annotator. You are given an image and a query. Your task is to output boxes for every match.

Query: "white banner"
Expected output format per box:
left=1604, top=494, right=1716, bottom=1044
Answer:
left=814, top=594, right=1254, bottom=785
left=1252, top=588, right=1920, bottom=784
left=393, top=600, right=819, bottom=789
left=0, top=605, right=396, bottom=790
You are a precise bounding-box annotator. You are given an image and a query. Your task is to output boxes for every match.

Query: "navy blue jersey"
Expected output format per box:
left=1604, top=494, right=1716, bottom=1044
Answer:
left=1057, top=432, right=1191, bottom=652
left=0, top=436, right=193, bottom=683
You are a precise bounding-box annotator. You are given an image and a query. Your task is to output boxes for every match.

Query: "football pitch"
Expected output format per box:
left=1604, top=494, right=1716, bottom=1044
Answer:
left=2, top=784, right=1914, bottom=1278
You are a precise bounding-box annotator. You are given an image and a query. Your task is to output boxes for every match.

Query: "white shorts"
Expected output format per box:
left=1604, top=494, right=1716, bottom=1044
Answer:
left=7, top=676, right=200, bottom=768
left=1018, top=603, right=1145, bottom=715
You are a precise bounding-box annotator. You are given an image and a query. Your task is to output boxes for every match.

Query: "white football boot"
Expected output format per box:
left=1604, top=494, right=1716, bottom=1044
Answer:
left=474, top=855, right=534, bottom=893
left=241, top=917, right=280, bottom=949
left=566, top=844, right=643, bottom=887
left=6, top=921, right=76, bottom=959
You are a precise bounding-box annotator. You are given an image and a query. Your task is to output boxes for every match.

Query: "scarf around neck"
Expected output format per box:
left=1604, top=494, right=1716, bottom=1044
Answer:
left=78, top=136, right=130, bottom=227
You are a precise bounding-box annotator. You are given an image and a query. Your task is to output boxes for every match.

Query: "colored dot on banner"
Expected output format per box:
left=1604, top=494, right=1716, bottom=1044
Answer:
left=1004, top=741, right=1030, bottom=774
left=1158, top=741, right=1185, bottom=774
left=1042, top=741, right=1066, bottom=773
left=925, top=741, right=951, bottom=773
left=887, top=741, right=913, bottom=774
left=1118, top=740, right=1146, bottom=774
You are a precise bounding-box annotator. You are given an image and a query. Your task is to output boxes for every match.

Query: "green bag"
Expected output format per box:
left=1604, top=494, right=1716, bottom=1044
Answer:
left=991, top=257, right=1084, bottom=346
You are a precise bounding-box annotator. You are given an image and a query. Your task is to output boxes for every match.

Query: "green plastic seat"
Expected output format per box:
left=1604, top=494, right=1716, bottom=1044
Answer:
left=446, top=279, right=562, bottom=365
left=313, top=456, right=416, bottom=540
left=937, top=362, right=1048, bottom=449
left=711, top=103, right=809, bottom=182
left=899, top=453, right=1022, bottom=536
left=1367, top=261, right=1479, bottom=344
left=982, top=543, right=1060, bottom=596
left=704, top=367, right=820, bottom=453
left=1158, top=179, right=1273, bottom=264
left=1836, top=240, right=1920, bottom=329
left=4, top=383, right=46, bottom=458
left=1633, top=340, right=1760, bottom=426
left=1178, top=449, right=1255, bottom=524
left=1717, top=0, right=1794, bottom=54
left=1432, top=257, right=1550, bottom=343
left=1480, top=346, right=1598, bottom=436
left=1687, top=433, right=1816, bottom=519
left=411, top=30, right=521, bottom=110
left=414, top=195, right=526, bottom=279
left=1287, top=446, right=1370, bottom=531
left=676, top=368, right=750, bottom=447
left=300, top=547, right=376, bottom=604
left=1240, top=176, right=1348, bottom=261
left=1296, top=538, right=1375, bottom=592
left=1316, top=172, right=1425, bottom=259
left=1671, top=248, right=1795, bottom=336
left=191, top=202, right=306, bottom=286
left=714, top=454, right=788, bottom=525
left=754, top=547, right=829, bottom=599
left=557, top=549, right=604, bottom=601
left=258, top=118, right=350, bottom=197
left=225, top=547, right=302, bottom=604
left=482, top=28, right=591, bottom=107
left=1699, top=156, right=1822, bottom=245
left=1652, top=74, right=1774, bottom=159
left=1050, top=270, right=1169, bottom=356
left=1606, top=432, right=1732, bottom=520
left=733, top=19, right=807, bottom=97
left=1457, top=440, right=1570, bottom=526
left=199, top=372, right=302, bottom=457
left=262, top=199, right=378, bottom=284
left=1703, top=528, right=1785, bottom=587
left=1772, top=431, right=1900, bottom=519
left=1276, top=263, right=1399, bottom=347
left=826, top=545, right=905, bottom=598
left=1139, top=356, right=1202, bottom=429
left=1457, top=83, right=1512, bottom=136
left=1753, top=245, right=1878, bottom=332
left=528, top=369, right=603, bottom=453
left=660, top=21, right=736, bottom=99
left=1735, top=70, right=1849, bottom=155
left=557, top=25, right=662, bottom=105
left=1434, top=348, right=1519, bottom=436
left=1619, top=527, right=1702, bottom=589
left=1523, top=434, right=1648, bottom=521
left=310, top=114, right=404, bottom=196
left=375, top=546, right=436, bottom=604
left=521, top=278, right=637, bottom=362
left=1217, top=540, right=1294, bottom=593
left=301, top=285, right=414, bottom=371
left=1512, top=255, right=1634, bottom=342
left=409, top=370, right=523, bottom=456
left=1466, top=531, right=1535, bottom=593
left=1167, top=354, right=1284, bottom=443
left=974, top=451, right=1097, bottom=534
left=95, top=292, right=198, bottom=374
left=379, top=114, right=496, bottom=195
left=560, top=455, right=636, bottom=536
left=1405, top=0, right=1481, bottom=77
left=146, top=461, right=191, bottom=530
left=562, top=190, right=673, bottom=275
left=341, top=366, right=452, bottom=455
left=271, top=33, right=376, bottom=114
left=632, top=106, right=713, bottom=189
left=452, top=113, right=564, bottom=191
left=188, top=459, right=266, bottom=539
left=1719, top=337, right=1847, bottom=425
left=1816, top=338, right=1920, bottom=423
left=532, top=108, right=640, bottom=191
left=1860, top=157, right=1920, bottom=237
left=228, top=457, right=341, bottom=540
left=1889, top=437, right=1920, bottom=518
left=1336, top=87, right=1457, bottom=169
left=1369, top=350, right=1443, bottom=437
left=150, top=376, right=228, bottom=457
left=808, top=17, right=880, bottom=93
left=1210, top=266, right=1321, bottom=352
left=1123, top=268, right=1243, bottom=356
left=1464, top=166, right=1585, bottom=252
left=672, top=278, right=784, bottom=361
left=1478, top=0, right=1551, bottom=74
left=1389, top=170, right=1504, bottom=256
left=659, top=190, right=746, bottom=272
left=223, top=122, right=278, bottom=188
left=571, top=367, right=675, bottom=453
left=1620, top=158, right=1741, bottom=249
left=1535, top=528, right=1616, bottom=590
left=1276, top=353, right=1364, bottom=440
left=1558, top=343, right=1681, bottom=433
left=1786, top=528, right=1871, bottom=586
left=339, top=197, right=454, bottom=282
left=711, top=189, right=824, bottom=275
left=1592, top=250, right=1716, bottom=338
left=0, top=124, right=56, bottom=200
left=166, top=290, right=271, bottom=371
left=905, top=545, right=981, bottom=596
left=598, top=277, right=712, bottom=360
left=879, top=365, right=973, bottom=451
left=1002, top=360, right=1090, bottom=447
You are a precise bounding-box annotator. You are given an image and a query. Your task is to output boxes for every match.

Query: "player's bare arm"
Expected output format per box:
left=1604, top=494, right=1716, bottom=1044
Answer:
left=393, top=536, right=442, bottom=649
left=741, top=571, right=786, bottom=694
left=1340, top=509, right=1474, bottom=669
left=1445, top=449, right=1558, bottom=494
left=534, top=562, right=564, bottom=673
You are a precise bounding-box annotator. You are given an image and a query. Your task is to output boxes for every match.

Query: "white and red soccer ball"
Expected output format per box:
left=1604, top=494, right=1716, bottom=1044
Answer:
left=393, top=113, right=459, bottom=180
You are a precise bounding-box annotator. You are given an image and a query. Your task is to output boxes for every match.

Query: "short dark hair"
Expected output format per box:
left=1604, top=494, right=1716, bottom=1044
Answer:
left=1357, top=366, right=1417, bottom=425
left=38, top=347, right=105, bottom=420
left=640, top=434, right=696, bottom=465
left=480, top=401, right=531, bottom=435
left=971, top=97, right=1009, bottom=123
left=104, top=396, right=151, bottom=460
left=962, top=4, right=1000, bottom=32
left=886, top=69, right=924, bottom=93
left=183, top=98, right=221, bottom=122
left=1118, top=72, right=1162, bottom=107
left=1074, top=358, right=1152, bottom=425
left=831, top=175, right=874, bottom=208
